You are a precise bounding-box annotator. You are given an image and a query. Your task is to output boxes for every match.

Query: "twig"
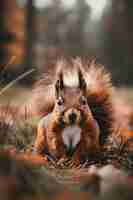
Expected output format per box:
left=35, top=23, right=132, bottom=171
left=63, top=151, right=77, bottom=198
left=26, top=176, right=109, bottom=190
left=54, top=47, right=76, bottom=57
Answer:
left=0, top=56, right=16, bottom=74
left=0, top=56, right=17, bottom=85
left=0, top=69, right=35, bottom=96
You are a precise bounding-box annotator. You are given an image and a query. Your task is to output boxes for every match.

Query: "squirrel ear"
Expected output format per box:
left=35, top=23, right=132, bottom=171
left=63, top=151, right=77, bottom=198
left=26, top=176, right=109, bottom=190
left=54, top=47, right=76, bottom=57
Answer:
left=55, top=72, right=64, bottom=98
left=58, top=72, right=64, bottom=90
left=78, top=69, right=87, bottom=91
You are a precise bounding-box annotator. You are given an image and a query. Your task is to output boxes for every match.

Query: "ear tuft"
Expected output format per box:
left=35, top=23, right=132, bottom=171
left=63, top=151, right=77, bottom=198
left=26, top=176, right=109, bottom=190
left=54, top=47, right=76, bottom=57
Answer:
left=78, top=68, right=87, bottom=91
left=55, top=73, right=64, bottom=98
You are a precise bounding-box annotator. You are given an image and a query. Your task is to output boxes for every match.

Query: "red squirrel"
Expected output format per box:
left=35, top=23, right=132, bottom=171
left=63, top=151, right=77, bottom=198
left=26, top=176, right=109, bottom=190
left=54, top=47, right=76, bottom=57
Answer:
left=33, top=58, right=117, bottom=163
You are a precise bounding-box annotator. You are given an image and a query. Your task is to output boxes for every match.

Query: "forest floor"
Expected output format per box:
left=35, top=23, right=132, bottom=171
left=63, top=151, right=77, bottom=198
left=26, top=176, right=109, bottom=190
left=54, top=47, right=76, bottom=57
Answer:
left=0, top=85, right=133, bottom=200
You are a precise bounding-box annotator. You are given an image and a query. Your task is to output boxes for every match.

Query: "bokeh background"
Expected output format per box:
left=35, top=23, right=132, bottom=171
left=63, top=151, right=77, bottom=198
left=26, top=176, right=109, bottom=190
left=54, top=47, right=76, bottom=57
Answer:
left=0, top=2, right=133, bottom=200
left=0, top=0, right=133, bottom=86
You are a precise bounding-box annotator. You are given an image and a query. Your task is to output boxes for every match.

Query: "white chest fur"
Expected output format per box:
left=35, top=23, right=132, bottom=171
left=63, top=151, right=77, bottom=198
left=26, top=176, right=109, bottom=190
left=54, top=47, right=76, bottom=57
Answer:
left=62, top=126, right=81, bottom=149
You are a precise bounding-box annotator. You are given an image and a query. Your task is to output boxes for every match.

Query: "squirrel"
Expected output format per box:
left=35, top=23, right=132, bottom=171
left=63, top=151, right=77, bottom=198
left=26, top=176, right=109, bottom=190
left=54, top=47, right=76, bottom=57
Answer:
left=32, top=58, right=118, bottom=163
left=1, top=58, right=133, bottom=164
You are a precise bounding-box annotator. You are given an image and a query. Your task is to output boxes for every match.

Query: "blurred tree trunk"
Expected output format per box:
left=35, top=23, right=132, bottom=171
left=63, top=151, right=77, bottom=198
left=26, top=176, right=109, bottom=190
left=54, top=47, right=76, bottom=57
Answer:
left=23, top=0, right=36, bottom=83
left=99, top=0, right=133, bottom=85
left=0, top=1, right=6, bottom=66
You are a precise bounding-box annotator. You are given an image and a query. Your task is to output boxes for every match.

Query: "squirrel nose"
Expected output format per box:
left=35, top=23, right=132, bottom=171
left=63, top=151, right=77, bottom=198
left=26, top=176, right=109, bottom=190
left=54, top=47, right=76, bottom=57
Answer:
left=69, top=112, right=77, bottom=124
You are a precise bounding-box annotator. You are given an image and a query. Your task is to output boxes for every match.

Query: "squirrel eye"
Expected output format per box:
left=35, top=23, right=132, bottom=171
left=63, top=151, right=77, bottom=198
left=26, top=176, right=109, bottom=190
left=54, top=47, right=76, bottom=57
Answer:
left=80, top=96, right=87, bottom=105
left=57, top=96, right=64, bottom=106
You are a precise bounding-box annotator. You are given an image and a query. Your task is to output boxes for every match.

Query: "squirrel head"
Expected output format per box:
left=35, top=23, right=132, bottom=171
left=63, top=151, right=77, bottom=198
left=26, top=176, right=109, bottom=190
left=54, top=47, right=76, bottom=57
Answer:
left=54, top=60, right=90, bottom=126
